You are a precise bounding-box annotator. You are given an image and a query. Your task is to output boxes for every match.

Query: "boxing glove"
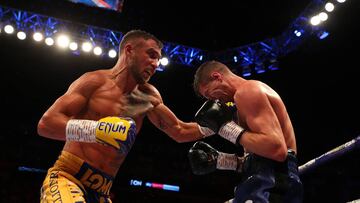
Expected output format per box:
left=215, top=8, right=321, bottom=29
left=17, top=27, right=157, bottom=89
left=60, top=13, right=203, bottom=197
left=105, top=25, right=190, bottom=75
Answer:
left=188, top=141, right=244, bottom=175
left=195, top=100, right=245, bottom=145
left=188, top=141, right=219, bottom=175
left=66, top=117, right=136, bottom=153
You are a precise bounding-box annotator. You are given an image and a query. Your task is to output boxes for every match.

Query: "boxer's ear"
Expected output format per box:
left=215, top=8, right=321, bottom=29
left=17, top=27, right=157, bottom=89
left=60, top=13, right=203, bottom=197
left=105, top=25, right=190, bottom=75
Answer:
left=210, top=72, right=223, bottom=81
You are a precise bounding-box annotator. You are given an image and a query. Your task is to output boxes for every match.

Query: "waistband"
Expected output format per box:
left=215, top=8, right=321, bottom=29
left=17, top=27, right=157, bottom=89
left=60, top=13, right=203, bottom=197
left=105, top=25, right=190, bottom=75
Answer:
left=243, top=149, right=299, bottom=174
left=53, top=150, right=114, bottom=196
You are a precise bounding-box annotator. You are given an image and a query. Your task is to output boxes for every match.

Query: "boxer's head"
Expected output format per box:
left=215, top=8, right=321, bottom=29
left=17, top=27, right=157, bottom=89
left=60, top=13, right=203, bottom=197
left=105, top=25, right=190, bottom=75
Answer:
left=119, top=30, right=163, bottom=84
left=119, top=30, right=163, bottom=54
left=193, top=60, right=233, bottom=102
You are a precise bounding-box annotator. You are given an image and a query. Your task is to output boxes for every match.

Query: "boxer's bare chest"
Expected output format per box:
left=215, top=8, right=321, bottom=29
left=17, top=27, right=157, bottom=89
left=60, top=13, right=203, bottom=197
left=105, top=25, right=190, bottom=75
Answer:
left=84, top=84, right=156, bottom=129
left=65, top=84, right=158, bottom=174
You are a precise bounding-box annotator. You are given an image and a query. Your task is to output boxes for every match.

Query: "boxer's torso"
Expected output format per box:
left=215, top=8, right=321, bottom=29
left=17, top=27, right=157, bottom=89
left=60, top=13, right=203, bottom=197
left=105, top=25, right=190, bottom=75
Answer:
left=64, top=70, right=159, bottom=176
left=236, top=81, right=297, bottom=154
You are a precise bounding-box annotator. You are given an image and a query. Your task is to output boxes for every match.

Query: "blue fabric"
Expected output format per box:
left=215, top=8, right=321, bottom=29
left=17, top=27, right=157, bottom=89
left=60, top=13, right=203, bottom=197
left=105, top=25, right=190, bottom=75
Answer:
left=233, top=151, right=303, bottom=203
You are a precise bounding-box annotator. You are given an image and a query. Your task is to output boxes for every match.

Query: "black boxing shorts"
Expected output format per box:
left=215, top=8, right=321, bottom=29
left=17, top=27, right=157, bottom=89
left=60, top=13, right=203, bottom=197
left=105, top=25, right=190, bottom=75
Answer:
left=233, top=150, right=303, bottom=203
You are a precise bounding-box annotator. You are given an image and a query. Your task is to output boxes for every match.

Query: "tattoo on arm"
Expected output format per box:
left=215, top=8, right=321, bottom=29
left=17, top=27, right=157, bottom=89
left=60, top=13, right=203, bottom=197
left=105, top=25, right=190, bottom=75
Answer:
left=158, top=119, right=168, bottom=130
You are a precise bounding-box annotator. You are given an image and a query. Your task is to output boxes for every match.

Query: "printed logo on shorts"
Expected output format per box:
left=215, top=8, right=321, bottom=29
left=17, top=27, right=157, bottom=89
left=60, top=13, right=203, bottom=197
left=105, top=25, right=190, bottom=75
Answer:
left=49, top=171, right=63, bottom=202
left=76, top=163, right=113, bottom=196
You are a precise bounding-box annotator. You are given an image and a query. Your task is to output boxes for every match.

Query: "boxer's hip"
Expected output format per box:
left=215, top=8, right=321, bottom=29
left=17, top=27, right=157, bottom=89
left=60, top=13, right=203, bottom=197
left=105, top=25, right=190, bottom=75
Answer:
left=48, top=150, right=114, bottom=196
left=234, top=150, right=303, bottom=203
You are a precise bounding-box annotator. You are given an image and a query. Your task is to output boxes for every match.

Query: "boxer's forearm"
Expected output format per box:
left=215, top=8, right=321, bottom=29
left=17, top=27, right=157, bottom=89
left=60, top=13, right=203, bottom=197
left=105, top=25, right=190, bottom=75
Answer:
left=147, top=103, right=204, bottom=142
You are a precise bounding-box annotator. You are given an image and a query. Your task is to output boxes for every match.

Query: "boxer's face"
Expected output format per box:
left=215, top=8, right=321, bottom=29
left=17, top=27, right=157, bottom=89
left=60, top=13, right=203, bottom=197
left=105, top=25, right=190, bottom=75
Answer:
left=199, top=79, right=232, bottom=102
left=199, top=73, right=233, bottom=102
left=129, top=39, right=161, bottom=84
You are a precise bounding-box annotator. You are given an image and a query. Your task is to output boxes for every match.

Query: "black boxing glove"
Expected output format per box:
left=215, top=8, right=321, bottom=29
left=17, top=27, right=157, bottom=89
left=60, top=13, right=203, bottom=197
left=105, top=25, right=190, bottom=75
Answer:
left=195, top=100, right=233, bottom=132
left=195, top=100, right=246, bottom=145
left=188, top=141, right=244, bottom=175
left=188, top=141, right=219, bottom=175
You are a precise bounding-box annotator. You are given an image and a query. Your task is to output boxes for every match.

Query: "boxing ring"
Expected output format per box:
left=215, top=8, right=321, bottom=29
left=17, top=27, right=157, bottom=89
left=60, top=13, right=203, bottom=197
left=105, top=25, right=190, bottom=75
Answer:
left=20, top=135, right=360, bottom=202
left=20, top=135, right=360, bottom=173
left=223, top=135, right=360, bottom=203
left=298, top=135, right=360, bottom=175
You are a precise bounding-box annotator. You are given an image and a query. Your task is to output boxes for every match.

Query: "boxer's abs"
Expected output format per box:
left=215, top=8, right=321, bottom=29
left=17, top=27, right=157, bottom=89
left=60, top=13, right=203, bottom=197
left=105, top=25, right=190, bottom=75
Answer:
left=63, top=142, right=126, bottom=177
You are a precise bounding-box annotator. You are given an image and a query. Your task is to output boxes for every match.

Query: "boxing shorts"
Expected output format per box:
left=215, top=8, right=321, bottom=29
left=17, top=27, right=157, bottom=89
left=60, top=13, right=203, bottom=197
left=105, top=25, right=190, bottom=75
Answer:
left=233, top=149, right=303, bottom=203
left=40, top=151, right=114, bottom=203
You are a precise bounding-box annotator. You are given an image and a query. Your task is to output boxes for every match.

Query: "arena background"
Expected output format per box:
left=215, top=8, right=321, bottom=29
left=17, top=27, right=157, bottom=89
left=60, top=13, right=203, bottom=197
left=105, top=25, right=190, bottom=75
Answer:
left=0, top=0, right=359, bottom=202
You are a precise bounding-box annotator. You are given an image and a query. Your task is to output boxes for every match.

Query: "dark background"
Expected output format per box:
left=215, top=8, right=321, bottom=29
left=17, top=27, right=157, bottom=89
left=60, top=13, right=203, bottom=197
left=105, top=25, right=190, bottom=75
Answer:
left=0, top=0, right=359, bottom=202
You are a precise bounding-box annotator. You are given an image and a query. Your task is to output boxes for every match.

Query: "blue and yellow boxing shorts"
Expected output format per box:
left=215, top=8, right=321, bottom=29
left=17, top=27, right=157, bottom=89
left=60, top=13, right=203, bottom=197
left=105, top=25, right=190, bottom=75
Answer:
left=40, top=151, right=114, bottom=203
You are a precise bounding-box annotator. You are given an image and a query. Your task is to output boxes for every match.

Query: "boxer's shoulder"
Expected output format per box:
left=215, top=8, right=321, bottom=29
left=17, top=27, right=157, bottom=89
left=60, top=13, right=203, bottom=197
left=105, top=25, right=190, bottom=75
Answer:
left=137, top=83, right=162, bottom=100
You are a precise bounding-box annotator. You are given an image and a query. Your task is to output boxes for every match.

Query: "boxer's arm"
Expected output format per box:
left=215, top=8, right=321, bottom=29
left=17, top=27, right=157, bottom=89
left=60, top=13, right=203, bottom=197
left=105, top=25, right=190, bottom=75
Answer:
left=37, top=72, right=104, bottom=141
left=234, top=84, right=287, bottom=161
left=147, top=103, right=205, bottom=143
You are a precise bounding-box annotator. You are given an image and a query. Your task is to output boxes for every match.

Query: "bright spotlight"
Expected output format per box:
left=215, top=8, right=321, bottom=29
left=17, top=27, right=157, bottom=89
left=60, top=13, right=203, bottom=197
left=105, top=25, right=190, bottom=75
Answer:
left=160, top=57, right=169, bottom=66
left=82, top=42, right=93, bottom=52
left=45, top=37, right=54, bottom=46
left=93, top=46, right=103, bottom=55
left=17, top=31, right=26, bottom=40
left=337, top=0, right=346, bottom=3
left=319, top=12, right=328, bottom=21
left=294, top=30, right=303, bottom=37
left=310, top=15, right=321, bottom=26
left=56, top=35, right=70, bottom=48
left=4, top=25, right=15, bottom=34
left=69, top=42, right=78, bottom=51
left=33, top=32, right=43, bottom=42
left=108, top=49, right=117, bottom=58
left=325, top=3, right=335, bottom=12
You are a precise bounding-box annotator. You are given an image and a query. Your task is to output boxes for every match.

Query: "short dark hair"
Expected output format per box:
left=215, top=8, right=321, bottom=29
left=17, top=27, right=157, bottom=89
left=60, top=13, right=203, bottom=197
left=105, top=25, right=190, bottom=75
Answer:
left=193, top=60, right=229, bottom=96
left=119, top=30, right=163, bottom=53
